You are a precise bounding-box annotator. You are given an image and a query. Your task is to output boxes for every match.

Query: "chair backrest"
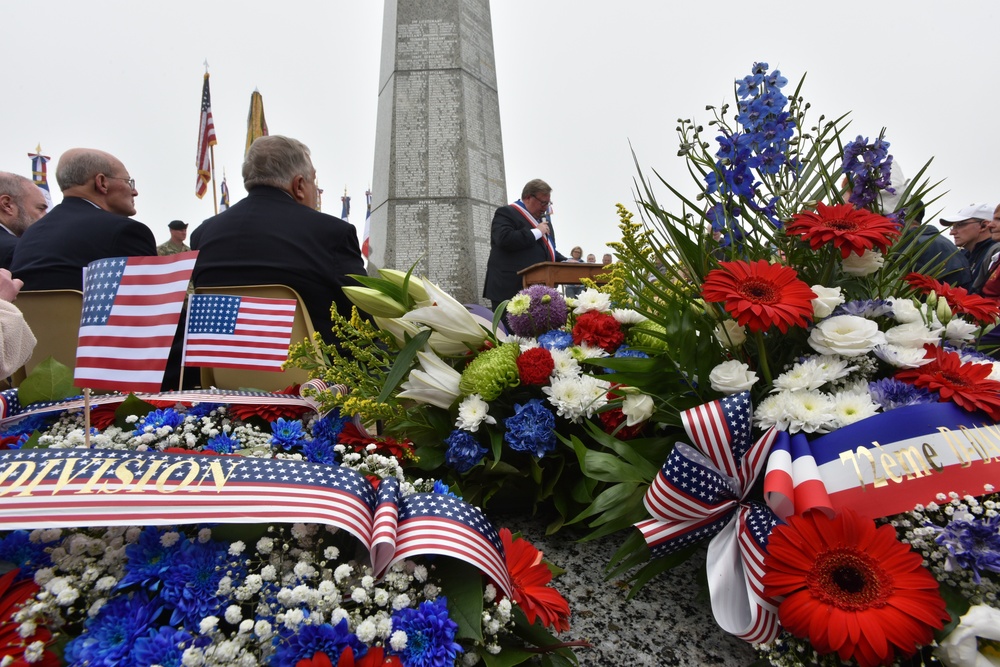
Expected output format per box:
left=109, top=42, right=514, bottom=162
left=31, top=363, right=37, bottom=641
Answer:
left=191, top=284, right=320, bottom=392
left=10, top=290, right=85, bottom=386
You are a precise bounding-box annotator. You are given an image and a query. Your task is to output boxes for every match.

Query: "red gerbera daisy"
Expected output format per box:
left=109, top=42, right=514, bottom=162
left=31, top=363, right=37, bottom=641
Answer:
left=895, top=344, right=1000, bottom=419
left=905, top=272, right=1000, bottom=324
left=701, top=260, right=816, bottom=333
left=500, top=528, right=570, bottom=632
left=785, top=202, right=900, bottom=258
left=763, top=509, right=948, bottom=667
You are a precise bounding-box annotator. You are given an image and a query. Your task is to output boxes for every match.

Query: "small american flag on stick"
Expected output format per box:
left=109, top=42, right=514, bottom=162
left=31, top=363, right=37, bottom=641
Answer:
left=183, top=294, right=297, bottom=371
left=74, top=252, right=198, bottom=393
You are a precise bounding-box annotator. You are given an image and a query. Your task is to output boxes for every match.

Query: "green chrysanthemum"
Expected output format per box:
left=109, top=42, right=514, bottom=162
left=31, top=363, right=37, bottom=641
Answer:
left=459, top=342, right=520, bottom=401
left=628, top=319, right=669, bottom=352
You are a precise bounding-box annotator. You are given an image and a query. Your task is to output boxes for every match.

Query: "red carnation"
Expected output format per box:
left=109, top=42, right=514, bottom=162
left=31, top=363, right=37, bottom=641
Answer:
left=701, top=260, right=816, bottom=333
left=517, top=347, right=555, bottom=385
left=598, top=406, right=644, bottom=440
left=572, top=311, right=624, bottom=352
left=785, top=202, right=900, bottom=258
left=896, top=344, right=1000, bottom=419
left=905, top=272, right=1000, bottom=324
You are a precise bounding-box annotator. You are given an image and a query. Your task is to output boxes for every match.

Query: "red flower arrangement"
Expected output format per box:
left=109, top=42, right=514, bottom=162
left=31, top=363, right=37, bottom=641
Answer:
left=701, top=260, right=816, bottom=333
left=905, top=272, right=1000, bottom=324
left=517, top=347, right=555, bottom=385
left=338, top=422, right=415, bottom=461
left=784, top=202, right=901, bottom=258
left=572, top=311, right=624, bottom=352
left=895, top=344, right=1000, bottom=420
left=296, top=647, right=402, bottom=667
left=0, top=569, right=59, bottom=667
left=499, top=528, right=571, bottom=632
left=763, top=509, right=948, bottom=667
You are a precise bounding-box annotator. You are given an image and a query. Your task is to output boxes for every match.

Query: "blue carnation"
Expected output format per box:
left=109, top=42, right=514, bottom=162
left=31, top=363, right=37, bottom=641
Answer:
left=271, top=618, right=366, bottom=667
left=537, top=329, right=574, bottom=351
left=133, top=408, right=184, bottom=436
left=118, top=526, right=176, bottom=591
left=270, top=418, right=306, bottom=450
left=206, top=431, right=240, bottom=454
left=933, top=514, right=1000, bottom=584
left=503, top=399, right=557, bottom=458
left=444, top=429, right=487, bottom=473
left=868, top=378, right=936, bottom=411
left=390, top=597, right=462, bottom=667
left=130, top=626, right=192, bottom=667
left=0, top=529, right=51, bottom=577
left=64, top=590, right=163, bottom=667
left=159, top=538, right=236, bottom=628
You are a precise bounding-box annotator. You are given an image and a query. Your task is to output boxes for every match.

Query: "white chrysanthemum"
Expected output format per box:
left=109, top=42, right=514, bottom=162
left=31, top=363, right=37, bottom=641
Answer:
left=542, top=374, right=611, bottom=422
left=548, top=348, right=581, bottom=378
left=612, top=308, right=647, bottom=325
left=873, top=344, right=932, bottom=368
left=505, top=335, right=538, bottom=349
left=506, top=294, right=531, bottom=316
left=455, top=394, right=497, bottom=433
left=755, top=390, right=835, bottom=434
left=571, top=342, right=609, bottom=360
left=713, top=320, right=746, bottom=348
left=811, top=285, right=844, bottom=319
left=832, top=390, right=880, bottom=428
left=773, top=355, right=855, bottom=392
left=884, top=321, right=943, bottom=348
left=808, top=315, right=885, bottom=357
left=709, top=360, right=758, bottom=394
left=573, top=289, right=611, bottom=314
left=944, top=317, right=978, bottom=343
left=841, top=249, right=884, bottom=277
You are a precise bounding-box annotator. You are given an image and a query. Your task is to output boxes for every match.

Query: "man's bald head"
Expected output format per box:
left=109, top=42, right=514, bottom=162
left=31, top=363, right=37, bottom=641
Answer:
left=56, top=148, right=137, bottom=217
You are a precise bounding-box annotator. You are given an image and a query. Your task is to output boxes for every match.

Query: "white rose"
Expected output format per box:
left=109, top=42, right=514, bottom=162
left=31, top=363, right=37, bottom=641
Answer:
left=713, top=320, right=747, bottom=348
left=810, top=285, right=844, bottom=319
left=935, top=604, right=1000, bottom=667
left=889, top=298, right=924, bottom=324
left=884, top=321, right=942, bottom=348
left=873, top=344, right=932, bottom=368
left=622, top=393, right=654, bottom=426
left=841, top=249, right=884, bottom=277
left=709, top=360, right=758, bottom=394
left=808, top=315, right=886, bottom=357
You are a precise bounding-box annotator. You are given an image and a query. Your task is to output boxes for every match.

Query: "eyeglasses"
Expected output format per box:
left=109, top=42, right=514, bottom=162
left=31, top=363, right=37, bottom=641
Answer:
left=532, top=194, right=552, bottom=206
left=107, top=176, right=136, bottom=190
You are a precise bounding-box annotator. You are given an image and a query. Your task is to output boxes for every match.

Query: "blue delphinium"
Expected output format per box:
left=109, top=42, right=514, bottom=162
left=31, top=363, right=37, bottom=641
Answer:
left=118, top=526, right=176, bottom=590
left=64, top=590, right=163, bottom=667
left=443, top=429, right=487, bottom=473
left=0, top=529, right=51, bottom=577
left=206, top=431, right=240, bottom=454
left=271, top=618, right=366, bottom=667
left=131, top=626, right=192, bottom=667
left=159, top=537, right=235, bottom=628
left=303, top=437, right=339, bottom=465
left=133, top=408, right=185, bottom=436
left=932, top=514, right=1000, bottom=584
left=537, top=329, right=574, bottom=351
left=271, top=417, right=306, bottom=450
left=504, top=399, right=557, bottom=458
left=391, top=597, right=462, bottom=667
left=868, top=378, right=936, bottom=410
left=842, top=134, right=894, bottom=210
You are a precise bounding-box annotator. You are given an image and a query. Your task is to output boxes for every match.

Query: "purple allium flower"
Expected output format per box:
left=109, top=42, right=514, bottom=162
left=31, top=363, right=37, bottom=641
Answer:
left=507, top=285, right=568, bottom=338
left=131, top=626, right=192, bottom=667
left=133, top=408, right=185, bottom=436
left=504, top=399, right=557, bottom=458
left=270, top=418, right=306, bottom=450
left=537, top=329, right=574, bottom=351
left=444, top=429, right=487, bottom=473
left=272, top=618, right=366, bottom=667
left=390, top=597, right=462, bottom=667
left=868, top=378, right=936, bottom=411
left=932, top=514, right=1000, bottom=584
left=64, top=590, right=163, bottom=667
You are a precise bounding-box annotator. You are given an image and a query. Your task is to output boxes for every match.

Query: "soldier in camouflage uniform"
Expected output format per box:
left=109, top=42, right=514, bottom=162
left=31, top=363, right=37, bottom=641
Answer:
left=157, top=220, right=190, bottom=256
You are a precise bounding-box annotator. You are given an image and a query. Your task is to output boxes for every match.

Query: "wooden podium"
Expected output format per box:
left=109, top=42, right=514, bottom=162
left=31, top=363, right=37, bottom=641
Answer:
left=517, top=262, right=609, bottom=289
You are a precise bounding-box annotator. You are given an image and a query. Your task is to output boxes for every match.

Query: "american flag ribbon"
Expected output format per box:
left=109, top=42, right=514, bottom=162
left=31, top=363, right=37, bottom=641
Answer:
left=74, top=253, right=198, bottom=394
left=183, top=294, right=297, bottom=371
left=635, top=392, right=781, bottom=644
left=0, top=448, right=512, bottom=597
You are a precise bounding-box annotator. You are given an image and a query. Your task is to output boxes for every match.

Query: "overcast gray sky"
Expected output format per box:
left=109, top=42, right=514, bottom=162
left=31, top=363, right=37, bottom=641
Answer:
left=4, top=1, right=999, bottom=261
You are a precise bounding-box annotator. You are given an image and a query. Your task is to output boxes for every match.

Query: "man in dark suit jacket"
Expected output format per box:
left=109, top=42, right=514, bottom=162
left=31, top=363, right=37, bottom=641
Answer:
left=0, top=172, right=50, bottom=269
left=483, top=178, right=564, bottom=310
left=10, top=149, right=155, bottom=290
left=191, top=135, right=366, bottom=343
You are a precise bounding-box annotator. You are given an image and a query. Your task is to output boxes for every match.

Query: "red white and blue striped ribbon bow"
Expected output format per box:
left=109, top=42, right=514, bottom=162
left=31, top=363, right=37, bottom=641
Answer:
left=635, top=391, right=782, bottom=644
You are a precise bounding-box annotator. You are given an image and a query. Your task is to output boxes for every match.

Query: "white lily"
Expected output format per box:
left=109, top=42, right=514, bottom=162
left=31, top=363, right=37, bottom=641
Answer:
left=397, top=349, right=462, bottom=410
left=373, top=316, right=425, bottom=348
left=401, top=280, right=491, bottom=346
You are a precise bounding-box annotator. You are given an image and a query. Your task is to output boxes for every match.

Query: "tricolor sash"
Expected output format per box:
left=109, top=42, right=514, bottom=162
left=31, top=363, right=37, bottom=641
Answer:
left=511, top=201, right=555, bottom=262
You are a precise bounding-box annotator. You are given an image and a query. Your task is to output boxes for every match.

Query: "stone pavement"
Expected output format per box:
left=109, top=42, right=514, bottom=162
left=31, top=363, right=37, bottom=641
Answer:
left=492, top=512, right=757, bottom=666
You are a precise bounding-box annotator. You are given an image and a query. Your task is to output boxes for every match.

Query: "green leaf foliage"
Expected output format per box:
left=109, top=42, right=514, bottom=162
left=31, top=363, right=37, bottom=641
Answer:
left=17, top=357, right=76, bottom=406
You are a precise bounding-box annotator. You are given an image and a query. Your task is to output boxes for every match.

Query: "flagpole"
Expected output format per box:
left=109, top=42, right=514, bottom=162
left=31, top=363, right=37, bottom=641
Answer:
left=83, top=388, right=91, bottom=448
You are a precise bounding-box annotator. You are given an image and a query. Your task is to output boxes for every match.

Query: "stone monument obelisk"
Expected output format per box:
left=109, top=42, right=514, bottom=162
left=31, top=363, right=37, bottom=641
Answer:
left=368, top=0, right=506, bottom=304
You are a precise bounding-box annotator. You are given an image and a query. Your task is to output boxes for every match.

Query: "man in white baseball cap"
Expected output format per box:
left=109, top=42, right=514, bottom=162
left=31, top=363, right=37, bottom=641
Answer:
left=940, top=203, right=999, bottom=292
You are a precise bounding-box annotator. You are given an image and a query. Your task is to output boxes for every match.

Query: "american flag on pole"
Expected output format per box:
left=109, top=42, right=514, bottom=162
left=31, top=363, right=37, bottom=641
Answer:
left=74, top=252, right=198, bottom=393
left=182, top=294, right=297, bottom=371
left=362, top=188, right=372, bottom=259
left=0, top=448, right=513, bottom=597
left=196, top=72, right=217, bottom=199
